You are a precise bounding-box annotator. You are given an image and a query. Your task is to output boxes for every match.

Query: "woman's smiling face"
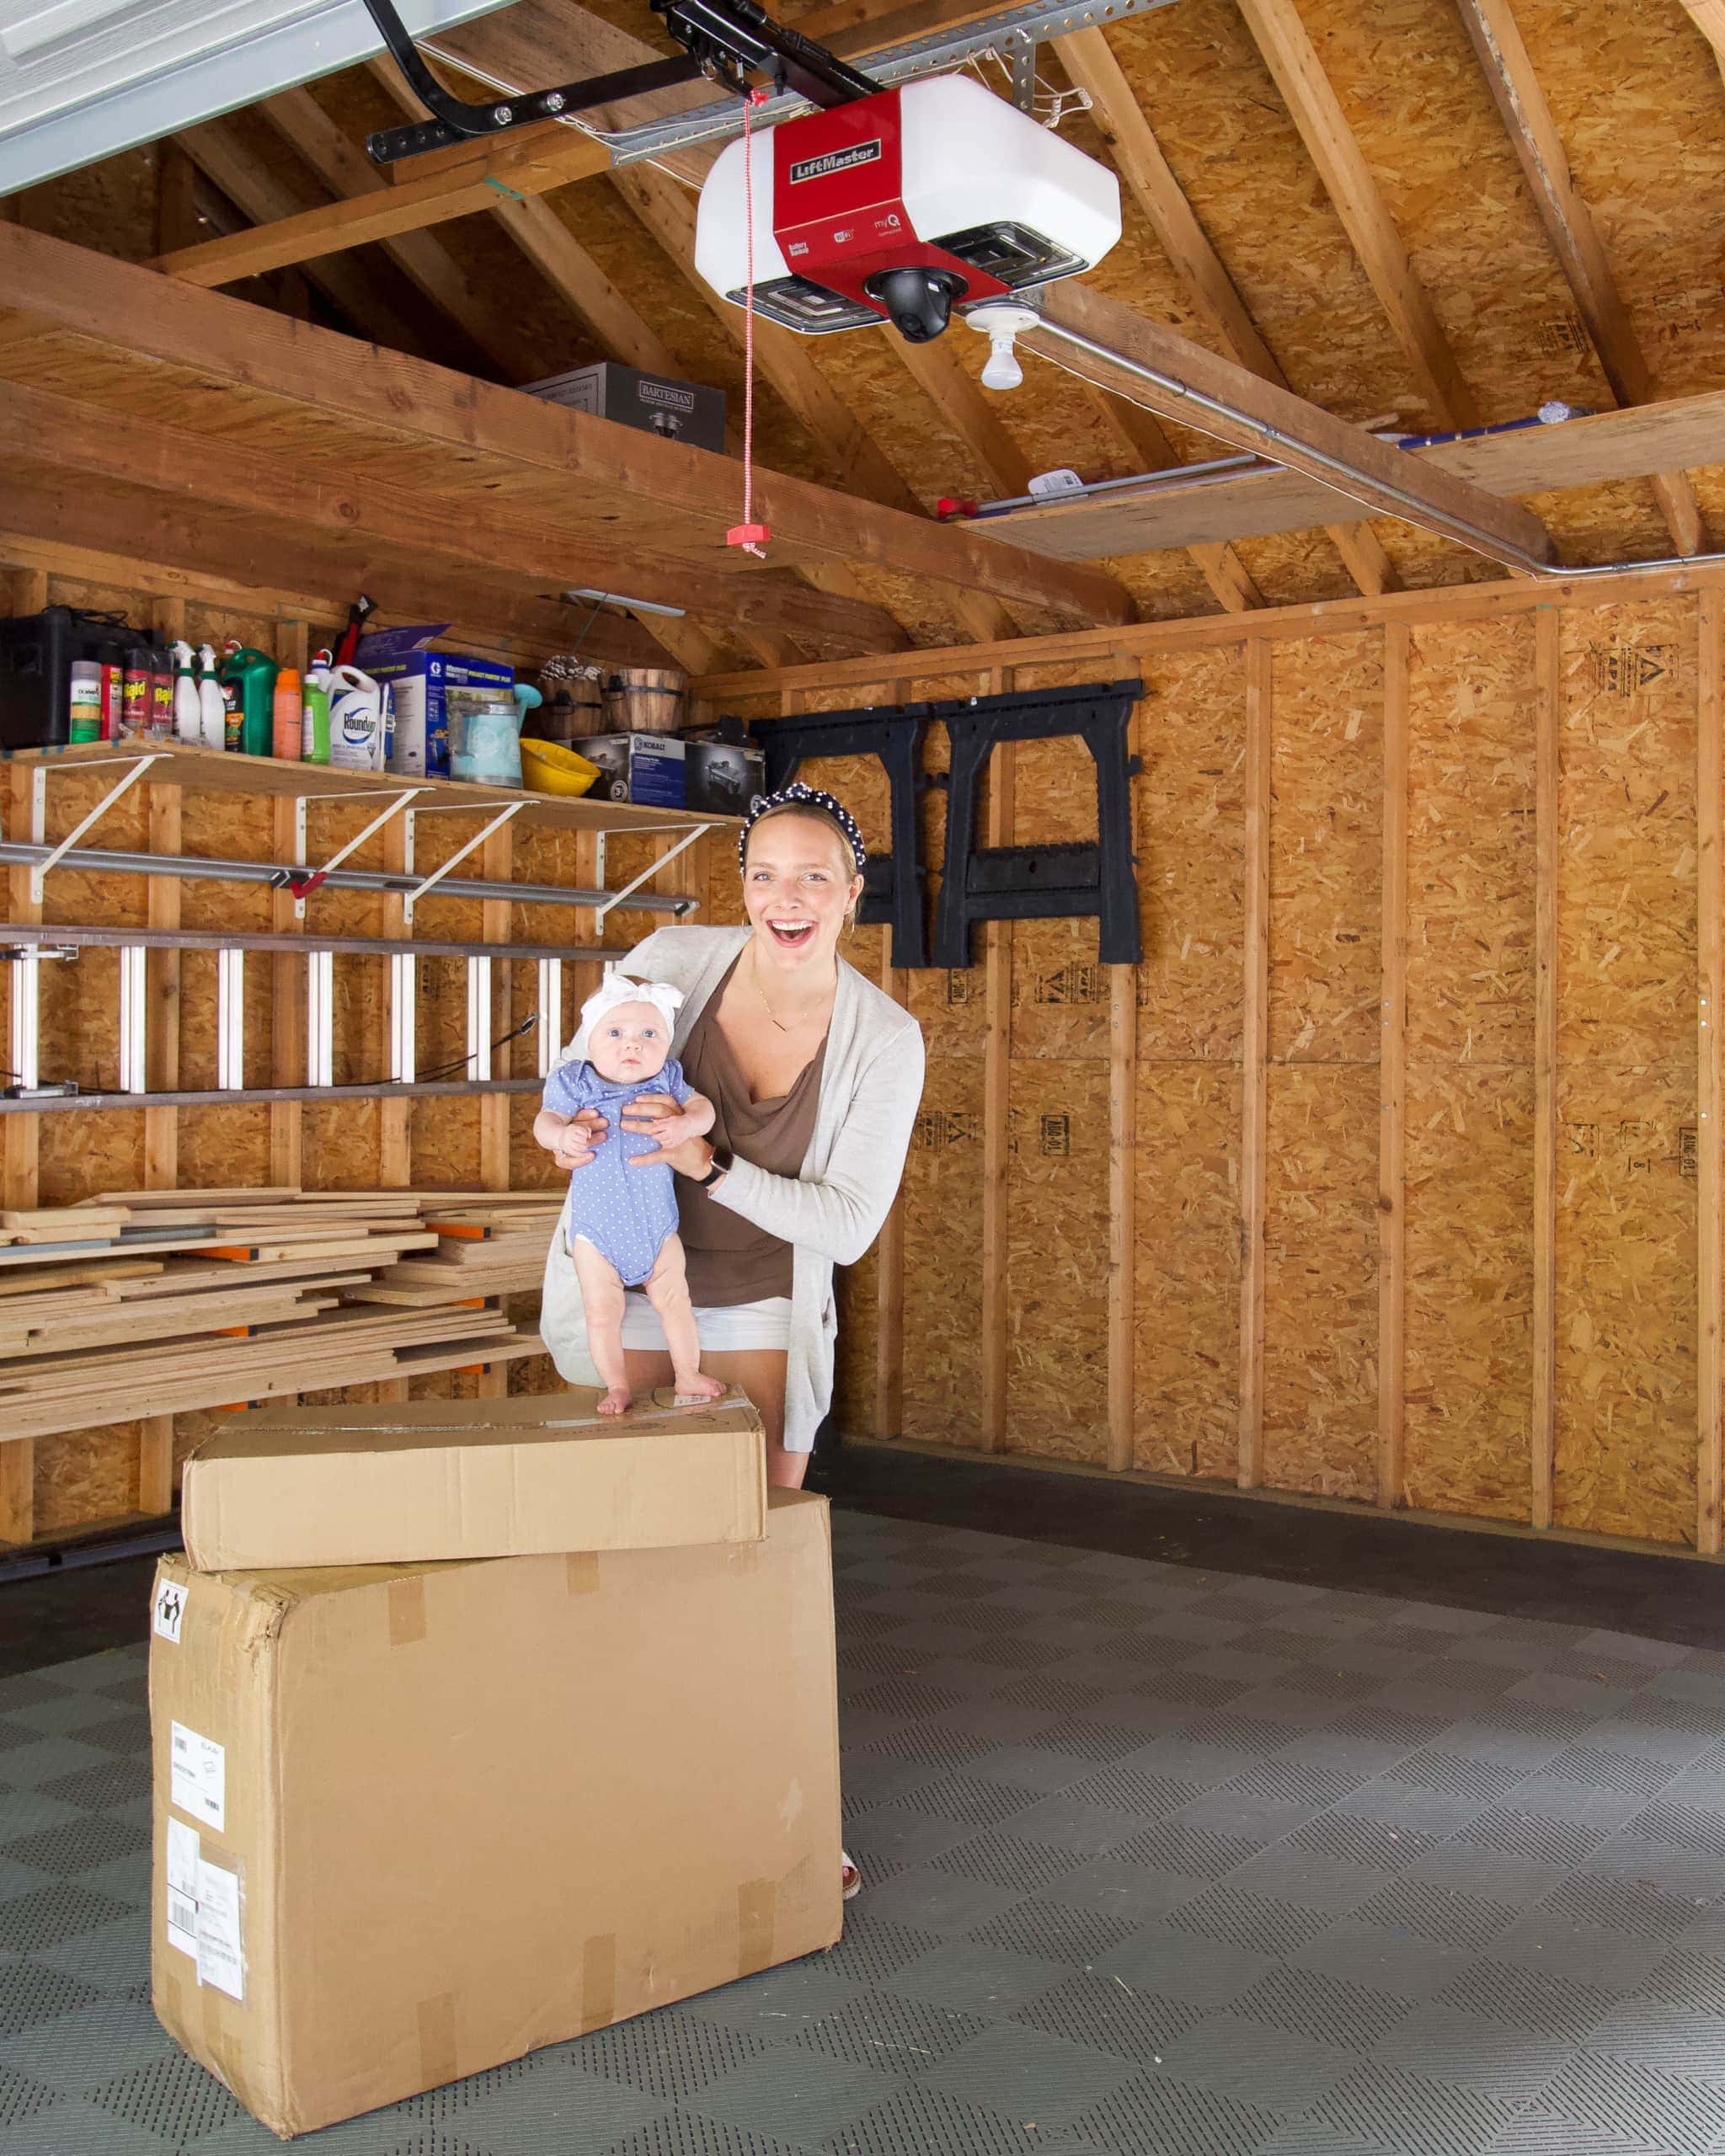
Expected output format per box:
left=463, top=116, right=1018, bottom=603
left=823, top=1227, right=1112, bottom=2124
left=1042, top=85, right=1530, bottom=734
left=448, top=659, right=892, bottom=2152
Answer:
left=742, top=811, right=864, bottom=974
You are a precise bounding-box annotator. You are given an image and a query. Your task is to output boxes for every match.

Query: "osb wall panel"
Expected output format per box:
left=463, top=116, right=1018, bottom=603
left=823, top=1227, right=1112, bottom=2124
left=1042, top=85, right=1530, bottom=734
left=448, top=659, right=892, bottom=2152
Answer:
left=1553, top=595, right=1701, bottom=1541
left=901, top=1057, right=985, bottom=1450
left=1005, top=1059, right=1109, bottom=1462
left=1262, top=1061, right=1380, bottom=1502
left=1402, top=617, right=1538, bottom=1524
left=1135, top=1061, right=1241, bottom=1480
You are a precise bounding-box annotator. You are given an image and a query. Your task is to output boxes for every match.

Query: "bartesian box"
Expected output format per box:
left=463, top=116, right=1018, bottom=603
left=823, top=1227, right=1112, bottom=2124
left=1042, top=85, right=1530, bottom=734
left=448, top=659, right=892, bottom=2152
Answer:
left=150, top=1490, right=841, bottom=2137
left=525, top=361, right=726, bottom=456
left=180, top=1388, right=767, bottom=1572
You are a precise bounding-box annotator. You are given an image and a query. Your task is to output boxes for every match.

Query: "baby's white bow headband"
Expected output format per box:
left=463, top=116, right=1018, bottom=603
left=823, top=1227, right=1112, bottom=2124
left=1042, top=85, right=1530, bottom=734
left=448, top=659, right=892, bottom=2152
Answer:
left=571, top=972, right=685, bottom=1064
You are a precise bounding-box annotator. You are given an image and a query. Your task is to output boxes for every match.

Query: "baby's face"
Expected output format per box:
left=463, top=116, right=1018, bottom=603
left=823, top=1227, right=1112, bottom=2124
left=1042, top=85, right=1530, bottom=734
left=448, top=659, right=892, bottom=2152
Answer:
left=588, top=1002, right=670, bottom=1085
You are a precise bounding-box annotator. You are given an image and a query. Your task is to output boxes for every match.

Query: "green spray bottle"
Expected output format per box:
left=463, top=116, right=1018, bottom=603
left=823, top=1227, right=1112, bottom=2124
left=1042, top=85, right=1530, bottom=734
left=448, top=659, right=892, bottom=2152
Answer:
left=301, top=649, right=334, bottom=766
left=218, top=641, right=279, bottom=755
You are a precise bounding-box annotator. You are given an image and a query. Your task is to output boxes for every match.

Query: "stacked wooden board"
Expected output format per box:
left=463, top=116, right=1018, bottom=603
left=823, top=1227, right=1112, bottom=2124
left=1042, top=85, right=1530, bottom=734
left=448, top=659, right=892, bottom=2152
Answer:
left=0, top=1190, right=552, bottom=1441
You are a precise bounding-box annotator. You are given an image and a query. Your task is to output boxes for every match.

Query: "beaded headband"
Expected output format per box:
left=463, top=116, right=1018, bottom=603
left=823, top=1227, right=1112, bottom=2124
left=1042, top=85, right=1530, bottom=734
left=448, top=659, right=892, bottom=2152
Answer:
left=737, top=782, right=867, bottom=875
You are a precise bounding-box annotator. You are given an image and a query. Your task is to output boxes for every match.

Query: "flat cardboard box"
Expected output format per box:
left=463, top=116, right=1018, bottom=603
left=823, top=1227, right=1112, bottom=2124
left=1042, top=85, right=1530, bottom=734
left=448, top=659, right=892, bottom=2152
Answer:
left=181, top=1387, right=766, bottom=1572
left=150, top=1490, right=841, bottom=2138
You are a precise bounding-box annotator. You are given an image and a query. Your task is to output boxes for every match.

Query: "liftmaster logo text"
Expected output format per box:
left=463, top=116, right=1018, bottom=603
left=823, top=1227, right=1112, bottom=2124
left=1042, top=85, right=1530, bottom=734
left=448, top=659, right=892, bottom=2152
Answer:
left=788, top=141, right=882, bottom=184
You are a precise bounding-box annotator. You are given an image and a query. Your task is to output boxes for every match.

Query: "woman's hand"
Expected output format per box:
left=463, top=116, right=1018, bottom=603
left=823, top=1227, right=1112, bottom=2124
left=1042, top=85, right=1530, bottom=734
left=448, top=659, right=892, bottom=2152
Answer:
left=550, top=1109, right=608, bottom=1171
left=622, top=1093, right=715, bottom=1173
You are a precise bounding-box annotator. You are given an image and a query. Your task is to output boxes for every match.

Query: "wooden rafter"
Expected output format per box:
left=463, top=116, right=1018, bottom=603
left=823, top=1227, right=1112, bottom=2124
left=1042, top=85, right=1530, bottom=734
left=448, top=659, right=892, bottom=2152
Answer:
left=1452, top=0, right=1711, bottom=557
left=257, top=88, right=530, bottom=382
left=173, top=121, right=444, bottom=358
left=1233, top=0, right=1482, bottom=430
left=1055, top=24, right=1396, bottom=599
left=1023, top=280, right=1556, bottom=567
left=1678, top=0, right=1725, bottom=87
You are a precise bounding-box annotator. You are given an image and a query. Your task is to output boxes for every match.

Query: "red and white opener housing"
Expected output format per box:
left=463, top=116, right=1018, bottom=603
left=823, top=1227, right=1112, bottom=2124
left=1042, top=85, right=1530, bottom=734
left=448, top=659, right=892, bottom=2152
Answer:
left=693, top=73, right=1121, bottom=341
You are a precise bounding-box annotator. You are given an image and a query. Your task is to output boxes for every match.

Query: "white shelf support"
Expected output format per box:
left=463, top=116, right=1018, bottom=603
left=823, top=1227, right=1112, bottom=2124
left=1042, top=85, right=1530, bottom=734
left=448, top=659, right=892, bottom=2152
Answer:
left=289, top=787, right=425, bottom=920
left=592, top=823, right=713, bottom=927
left=29, top=752, right=165, bottom=902
left=10, top=951, right=40, bottom=1091
left=216, top=948, right=245, bottom=1091
left=117, top=945, right=147, bottom=1096
left=307, top=950, right=334, bottom=1089
left=466, top=956, right=494, bottom=1081
left=390, top=953, right=416, bottom=1084
left=400, top=800, right=527, bottom=927
left=537, top=958, right=563, bottom=1076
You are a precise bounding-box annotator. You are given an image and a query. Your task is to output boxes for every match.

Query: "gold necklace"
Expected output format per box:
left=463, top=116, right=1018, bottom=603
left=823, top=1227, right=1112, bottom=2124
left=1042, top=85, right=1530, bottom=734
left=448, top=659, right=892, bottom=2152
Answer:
left=750, top=947, right=829, bottom=1035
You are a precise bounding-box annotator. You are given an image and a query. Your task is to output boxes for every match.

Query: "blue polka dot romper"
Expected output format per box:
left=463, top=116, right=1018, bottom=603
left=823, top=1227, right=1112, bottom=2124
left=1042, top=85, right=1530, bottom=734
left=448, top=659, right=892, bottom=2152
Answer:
left=543, top=1057, right=694, bottom=1288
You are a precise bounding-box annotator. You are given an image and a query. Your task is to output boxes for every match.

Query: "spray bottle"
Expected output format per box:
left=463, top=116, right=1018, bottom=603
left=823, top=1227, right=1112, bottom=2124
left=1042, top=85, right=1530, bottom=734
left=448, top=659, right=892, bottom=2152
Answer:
left=172, top=641, right=200, bottom=744
left=301, top=649, right=334, bottom=766
left=196, top=644, right=226, bottom=751
left=218, top=643, right=279, bottom=756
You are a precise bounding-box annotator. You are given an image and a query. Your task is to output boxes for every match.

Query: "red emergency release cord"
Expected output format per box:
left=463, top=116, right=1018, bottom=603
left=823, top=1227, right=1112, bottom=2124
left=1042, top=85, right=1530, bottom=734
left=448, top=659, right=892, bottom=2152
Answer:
left=726, top=85, right=772, bottom=558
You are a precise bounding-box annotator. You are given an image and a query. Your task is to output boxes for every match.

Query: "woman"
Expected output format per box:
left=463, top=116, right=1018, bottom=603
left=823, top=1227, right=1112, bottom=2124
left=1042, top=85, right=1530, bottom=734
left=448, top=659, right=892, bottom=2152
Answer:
left=541, top=782, right=924, bottom=1486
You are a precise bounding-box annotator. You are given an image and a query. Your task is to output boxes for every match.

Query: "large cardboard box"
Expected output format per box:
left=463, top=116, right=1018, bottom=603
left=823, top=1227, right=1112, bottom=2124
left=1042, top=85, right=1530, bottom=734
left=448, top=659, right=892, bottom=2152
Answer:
left=150, top=1491, right=841, bottom=2138
left=181, top=1388, right=767, bottom=1572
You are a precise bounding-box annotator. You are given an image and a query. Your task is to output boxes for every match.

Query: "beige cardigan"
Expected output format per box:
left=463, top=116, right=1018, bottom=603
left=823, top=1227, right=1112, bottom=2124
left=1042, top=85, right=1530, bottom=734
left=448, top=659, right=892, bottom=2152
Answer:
left=537, top=926, right=926, bottom=1450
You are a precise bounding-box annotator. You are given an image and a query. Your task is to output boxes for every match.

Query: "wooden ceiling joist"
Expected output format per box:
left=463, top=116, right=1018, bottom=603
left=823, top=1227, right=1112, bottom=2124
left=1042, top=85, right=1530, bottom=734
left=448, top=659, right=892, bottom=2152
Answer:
left=1454, top=0, right=1712, bottom=558
left=1023, top=281, right=1557, bottom=568
left=980, top=379, right=1725, bottom=563
left=1055, top=24, right=1395, bottom=600
left=0, top=224, right=1130, bottom=637
left=1233, top=0, right=1482, bottom=430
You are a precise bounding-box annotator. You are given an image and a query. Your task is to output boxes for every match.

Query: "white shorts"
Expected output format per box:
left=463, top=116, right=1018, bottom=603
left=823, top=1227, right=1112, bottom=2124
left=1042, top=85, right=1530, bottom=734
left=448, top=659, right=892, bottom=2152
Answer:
left=618, top=1294, right=793, bottom=1354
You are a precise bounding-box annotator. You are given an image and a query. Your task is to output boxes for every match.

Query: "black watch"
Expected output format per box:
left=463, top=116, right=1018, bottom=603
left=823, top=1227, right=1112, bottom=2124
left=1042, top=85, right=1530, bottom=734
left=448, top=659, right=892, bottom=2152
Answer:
left=692, top=1145, right=733, bottom=1187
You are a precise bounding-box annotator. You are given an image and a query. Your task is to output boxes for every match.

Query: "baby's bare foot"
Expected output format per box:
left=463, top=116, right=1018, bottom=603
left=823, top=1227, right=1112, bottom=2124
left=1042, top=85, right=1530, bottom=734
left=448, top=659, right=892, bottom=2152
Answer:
left=597, top=1385, right=633, bottom=1416
left=673, top=1373, right=726, bottom=1405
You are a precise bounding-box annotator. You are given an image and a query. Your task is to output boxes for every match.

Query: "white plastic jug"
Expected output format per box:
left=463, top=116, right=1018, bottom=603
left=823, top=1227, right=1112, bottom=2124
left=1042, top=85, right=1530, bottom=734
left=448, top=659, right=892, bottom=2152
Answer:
left=326, top=664, right=386, bottom=771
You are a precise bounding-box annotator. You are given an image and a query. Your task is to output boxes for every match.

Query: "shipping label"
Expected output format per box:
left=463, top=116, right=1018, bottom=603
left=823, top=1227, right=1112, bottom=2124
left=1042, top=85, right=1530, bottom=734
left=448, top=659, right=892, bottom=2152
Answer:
left=169, top=1722, right=225, bottom=1831
left=165, top=1817, right=200, bottom=1959
left=195, top=1857, right=245, bottom=2002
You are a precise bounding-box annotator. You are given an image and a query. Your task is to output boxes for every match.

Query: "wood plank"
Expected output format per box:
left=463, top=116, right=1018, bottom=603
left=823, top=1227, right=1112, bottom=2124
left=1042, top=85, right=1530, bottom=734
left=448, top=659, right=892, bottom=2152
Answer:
left=1025, top=282, right=1554, bottom=568
left=1237, top=639, right=1271, bottom=1492
left=138, top=1415, right=175, bottom=1516
left=980, top=674, right=1014, bottom=1452
left=256, top=88, right=528, bottom=381
left=1676, top=1, right=1725, bottom=91
left=1378, top=620, right=1409, bottom=1511
left=157, top=123, right=611, bottom=286
left=0, top=222, right=1130, bottom=632
left=1234, top=0, right=1479, bottom=427
left=968, top=386, right=1725, bottom=565
left=1531, top=605, right=1560, bottom=1531
left=1455, top=0, right=1711, bottom=558
left=1700, top=587, right=1722, bottom=1555
left=1108, top=950, right=1138, bottom=1474
left=1, top=380, right=908, bottom=659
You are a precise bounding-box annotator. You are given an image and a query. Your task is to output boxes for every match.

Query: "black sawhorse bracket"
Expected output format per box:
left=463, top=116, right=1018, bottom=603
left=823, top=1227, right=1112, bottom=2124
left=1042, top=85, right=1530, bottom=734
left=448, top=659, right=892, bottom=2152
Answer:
left=933, top=679, right=1143, bottom=969
left=748, top=702, right=930, bottom=969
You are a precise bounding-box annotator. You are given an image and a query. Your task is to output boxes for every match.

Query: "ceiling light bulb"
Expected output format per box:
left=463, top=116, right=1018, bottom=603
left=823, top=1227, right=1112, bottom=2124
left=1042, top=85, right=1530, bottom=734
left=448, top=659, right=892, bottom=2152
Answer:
left=980, top=334, right=1023, bottom=392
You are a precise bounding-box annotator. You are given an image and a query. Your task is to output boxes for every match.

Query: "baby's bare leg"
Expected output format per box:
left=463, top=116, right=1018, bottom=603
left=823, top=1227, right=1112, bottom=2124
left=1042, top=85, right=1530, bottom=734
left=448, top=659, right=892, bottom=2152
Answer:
left=569, top=1236, right=632, bottom=1413
left=643, top=1235, right=724, bottom=1403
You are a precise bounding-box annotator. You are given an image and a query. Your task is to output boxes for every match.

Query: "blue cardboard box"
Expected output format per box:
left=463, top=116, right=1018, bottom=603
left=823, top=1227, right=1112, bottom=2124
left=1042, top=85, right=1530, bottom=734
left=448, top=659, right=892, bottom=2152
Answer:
left=355, top=625, right=514, bottom=780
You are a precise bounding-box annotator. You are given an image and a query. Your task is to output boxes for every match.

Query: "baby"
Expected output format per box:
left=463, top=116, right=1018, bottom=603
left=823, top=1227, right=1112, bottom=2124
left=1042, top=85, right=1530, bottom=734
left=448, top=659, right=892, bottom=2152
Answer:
left=534, top=974, right=724, bottom=1415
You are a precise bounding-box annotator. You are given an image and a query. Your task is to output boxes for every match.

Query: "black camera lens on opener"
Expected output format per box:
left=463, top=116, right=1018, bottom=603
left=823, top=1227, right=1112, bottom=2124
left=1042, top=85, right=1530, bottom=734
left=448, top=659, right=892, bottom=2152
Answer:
left=865, top=266, right=968, bottom=343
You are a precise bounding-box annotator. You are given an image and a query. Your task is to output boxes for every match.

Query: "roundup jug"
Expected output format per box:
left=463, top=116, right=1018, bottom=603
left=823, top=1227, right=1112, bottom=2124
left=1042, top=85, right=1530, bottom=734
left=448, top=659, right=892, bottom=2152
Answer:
left=326, top=664, right=386, bottom=771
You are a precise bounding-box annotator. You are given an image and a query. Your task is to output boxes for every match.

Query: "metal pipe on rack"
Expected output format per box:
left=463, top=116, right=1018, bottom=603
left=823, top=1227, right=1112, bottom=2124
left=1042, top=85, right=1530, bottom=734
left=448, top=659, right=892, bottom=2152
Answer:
left=0, top=841, right=698, bottom=917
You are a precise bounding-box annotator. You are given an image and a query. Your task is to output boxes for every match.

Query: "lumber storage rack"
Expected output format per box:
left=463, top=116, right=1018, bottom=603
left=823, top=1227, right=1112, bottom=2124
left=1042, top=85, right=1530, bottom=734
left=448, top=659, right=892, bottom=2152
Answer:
left=0, top=742, right=734, bottom=1112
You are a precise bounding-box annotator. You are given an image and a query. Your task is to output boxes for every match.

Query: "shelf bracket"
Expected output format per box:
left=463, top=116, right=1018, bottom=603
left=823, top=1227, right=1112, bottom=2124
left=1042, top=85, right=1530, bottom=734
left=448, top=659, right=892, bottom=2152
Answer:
left=29, top=752, right=165, bottom=903
left=400, top=800, right=528, bottom=927
left=593, top=823, right=714, bottom=928
left=283, top=787, right=425, bottom=919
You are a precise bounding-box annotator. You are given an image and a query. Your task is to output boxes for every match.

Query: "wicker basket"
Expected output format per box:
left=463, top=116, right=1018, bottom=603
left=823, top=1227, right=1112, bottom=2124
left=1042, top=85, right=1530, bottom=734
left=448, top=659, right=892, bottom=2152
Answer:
left=602, top=667, right=685, bottom=734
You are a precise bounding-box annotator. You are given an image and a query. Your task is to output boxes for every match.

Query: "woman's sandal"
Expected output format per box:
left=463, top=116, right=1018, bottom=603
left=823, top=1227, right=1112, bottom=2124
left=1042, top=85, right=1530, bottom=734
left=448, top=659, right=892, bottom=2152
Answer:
left=841, top=1850, right=862, bottom=1901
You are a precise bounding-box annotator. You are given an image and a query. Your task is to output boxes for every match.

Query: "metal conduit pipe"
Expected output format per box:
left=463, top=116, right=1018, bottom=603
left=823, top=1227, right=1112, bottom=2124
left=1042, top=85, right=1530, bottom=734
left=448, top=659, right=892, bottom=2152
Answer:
left=0, top=842, right=698, bottom=917
left=1031, top=316, right=1725, bottom=584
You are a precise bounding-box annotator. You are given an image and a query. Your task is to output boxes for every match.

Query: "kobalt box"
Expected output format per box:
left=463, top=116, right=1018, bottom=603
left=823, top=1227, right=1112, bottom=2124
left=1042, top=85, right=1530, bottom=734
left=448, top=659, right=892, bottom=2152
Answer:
left=574, top=731, right=686, bottom=807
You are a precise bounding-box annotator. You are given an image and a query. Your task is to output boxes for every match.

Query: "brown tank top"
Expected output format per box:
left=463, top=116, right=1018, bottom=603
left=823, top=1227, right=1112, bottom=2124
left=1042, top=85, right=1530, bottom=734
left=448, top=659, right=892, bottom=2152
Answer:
left=677, top=962, right=829, bottom=1306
